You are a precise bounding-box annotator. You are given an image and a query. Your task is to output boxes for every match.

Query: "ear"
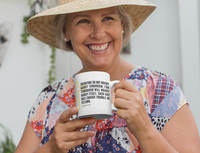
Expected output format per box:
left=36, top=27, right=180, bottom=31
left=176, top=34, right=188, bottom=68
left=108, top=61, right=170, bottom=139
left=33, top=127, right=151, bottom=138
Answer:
left=121, top=21, right=124, bottom=31
left=63, top=26, right=70, bottom=41
left=64, top=33, right=70, bottom=41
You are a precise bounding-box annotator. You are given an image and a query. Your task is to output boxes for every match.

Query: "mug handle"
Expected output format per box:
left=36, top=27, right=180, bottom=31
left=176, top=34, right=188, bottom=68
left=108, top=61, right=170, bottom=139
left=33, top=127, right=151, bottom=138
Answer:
left=109, top=80, right=120, bottom=111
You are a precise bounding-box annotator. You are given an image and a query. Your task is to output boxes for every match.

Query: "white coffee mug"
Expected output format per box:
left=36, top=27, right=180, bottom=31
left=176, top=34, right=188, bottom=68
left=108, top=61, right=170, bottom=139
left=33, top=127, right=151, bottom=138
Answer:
left=74, top=71, right=119, bottom=120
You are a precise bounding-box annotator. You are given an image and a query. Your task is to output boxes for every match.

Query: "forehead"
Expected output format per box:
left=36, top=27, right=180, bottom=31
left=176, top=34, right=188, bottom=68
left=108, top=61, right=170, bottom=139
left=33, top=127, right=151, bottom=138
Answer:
left=68, top=7, right=119, bottom=17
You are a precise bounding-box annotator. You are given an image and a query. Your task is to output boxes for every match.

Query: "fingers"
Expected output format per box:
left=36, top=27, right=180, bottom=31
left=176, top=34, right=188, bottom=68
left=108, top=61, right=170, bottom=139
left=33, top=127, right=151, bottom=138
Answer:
left=114, top=98, right=130, bottom=109
left=53, top=137, right=90, bottom=152
left=66, top=138, right=90, bottom=150
left=51, top=107, right=96, bottom=152
left=56, top=107, right=96, bottom=132
left=52, top=116, right=96, bottom=152
left=57, top=107, right=78, bottom=124
left=114, top=80, right=143, bottom=105
left=64, top=118, right=96, bottom=132
left=64, top=130, right=95, bottom=142
left=116, top=108, right=129, bottom=120
left=115, top=88, right=134, bottom=100
left=115, top=80, right=139, bottom=93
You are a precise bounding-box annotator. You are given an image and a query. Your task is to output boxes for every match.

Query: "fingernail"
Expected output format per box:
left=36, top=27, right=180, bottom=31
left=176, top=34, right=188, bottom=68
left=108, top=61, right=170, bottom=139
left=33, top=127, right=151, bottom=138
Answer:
left=90, top=131, right=95, bottom=135
left=71, top=107, right=78, bottom=113
left=90, top=119, right=96, bottom=124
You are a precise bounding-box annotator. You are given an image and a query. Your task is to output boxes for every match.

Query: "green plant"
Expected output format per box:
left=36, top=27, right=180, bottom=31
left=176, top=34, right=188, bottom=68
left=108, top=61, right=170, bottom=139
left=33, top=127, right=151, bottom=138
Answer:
left=21, top=0, right=56, bottom=84
left=0, top=124, right=16, bottom=153
left=21, top=15, right=32, bottom=44
left=21, top=1, right=36, bottom=44
left=48, top=46, right=56, bottom=84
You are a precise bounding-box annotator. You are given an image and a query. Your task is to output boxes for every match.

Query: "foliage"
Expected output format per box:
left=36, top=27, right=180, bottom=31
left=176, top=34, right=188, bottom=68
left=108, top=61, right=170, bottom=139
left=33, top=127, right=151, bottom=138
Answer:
left=48, top=46, right=56, bottom=84
left=21, top=15, right=32, bottom=44
left=21, top=0, right=56, bottom=84
left=0, top=124, right=16, bottom=153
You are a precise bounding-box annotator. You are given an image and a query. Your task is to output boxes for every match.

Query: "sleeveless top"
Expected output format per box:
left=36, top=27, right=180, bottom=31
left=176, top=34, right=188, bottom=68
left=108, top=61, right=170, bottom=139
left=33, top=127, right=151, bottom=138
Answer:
left=28, top=67, right=187, bottom=153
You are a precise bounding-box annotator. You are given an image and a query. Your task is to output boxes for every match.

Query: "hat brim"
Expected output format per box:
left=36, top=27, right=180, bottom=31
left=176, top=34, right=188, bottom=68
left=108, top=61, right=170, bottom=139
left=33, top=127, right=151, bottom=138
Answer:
left=27, top=0, right=156, bottom=50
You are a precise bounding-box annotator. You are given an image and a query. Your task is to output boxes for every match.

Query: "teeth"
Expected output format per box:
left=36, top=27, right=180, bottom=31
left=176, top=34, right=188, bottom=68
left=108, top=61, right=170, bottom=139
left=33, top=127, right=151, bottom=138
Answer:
left=88, top=43, right=109, bottom=51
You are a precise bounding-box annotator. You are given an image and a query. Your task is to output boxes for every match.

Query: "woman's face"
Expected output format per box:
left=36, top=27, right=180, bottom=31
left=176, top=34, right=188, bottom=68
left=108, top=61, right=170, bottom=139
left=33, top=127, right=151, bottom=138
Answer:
left=65, top=7, right=124, bottom=71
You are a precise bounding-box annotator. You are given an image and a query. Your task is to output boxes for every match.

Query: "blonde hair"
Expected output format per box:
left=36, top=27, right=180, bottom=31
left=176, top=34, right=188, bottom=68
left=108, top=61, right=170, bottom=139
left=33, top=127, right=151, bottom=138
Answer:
left=55, top=6, right=133, bottom=51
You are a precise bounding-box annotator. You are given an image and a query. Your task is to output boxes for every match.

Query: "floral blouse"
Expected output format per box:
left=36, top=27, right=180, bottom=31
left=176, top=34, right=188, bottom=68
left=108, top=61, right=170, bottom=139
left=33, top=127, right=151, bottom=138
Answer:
left=28, top=67, right=187, bottom=153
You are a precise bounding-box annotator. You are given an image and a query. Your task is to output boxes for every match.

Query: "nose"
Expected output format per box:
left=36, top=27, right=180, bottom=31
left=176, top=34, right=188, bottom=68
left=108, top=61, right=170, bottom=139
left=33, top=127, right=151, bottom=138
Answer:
left=90, top=22, right=106, bottom=39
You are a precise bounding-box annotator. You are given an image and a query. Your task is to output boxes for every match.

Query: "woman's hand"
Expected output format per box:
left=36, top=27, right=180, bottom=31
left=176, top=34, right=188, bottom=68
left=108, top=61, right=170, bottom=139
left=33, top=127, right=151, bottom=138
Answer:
left=47, top=107, right=96, bottom=153
left=114, top=80, right=153, bottom=137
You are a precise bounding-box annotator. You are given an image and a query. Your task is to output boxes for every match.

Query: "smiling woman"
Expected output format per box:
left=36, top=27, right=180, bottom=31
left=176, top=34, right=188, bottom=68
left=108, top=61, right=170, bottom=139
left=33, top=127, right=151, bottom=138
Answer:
left=55, top=6, right=132, bottom=52
left=14, top=0, right=200, bottom=153
left=63, top=7, right=125, bottom=72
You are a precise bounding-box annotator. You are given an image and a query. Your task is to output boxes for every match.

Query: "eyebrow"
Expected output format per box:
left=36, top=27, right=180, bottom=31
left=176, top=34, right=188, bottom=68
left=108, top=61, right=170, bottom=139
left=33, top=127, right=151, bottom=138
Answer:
left=73, top=12, right=117, bottom=21
left=102, top=12, right=117, bottom=17
left=73, top=14, right=91, bottom=21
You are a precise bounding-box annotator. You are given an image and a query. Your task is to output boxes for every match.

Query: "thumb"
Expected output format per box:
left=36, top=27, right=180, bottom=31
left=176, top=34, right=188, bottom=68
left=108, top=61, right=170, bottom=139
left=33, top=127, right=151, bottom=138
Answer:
left=57, top=107, right=78, bottom=124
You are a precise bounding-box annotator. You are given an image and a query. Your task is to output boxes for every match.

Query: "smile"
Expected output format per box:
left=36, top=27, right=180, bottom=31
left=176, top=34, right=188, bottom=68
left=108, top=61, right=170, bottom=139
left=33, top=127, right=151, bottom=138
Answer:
left=88, top=42, right=110, bottom=51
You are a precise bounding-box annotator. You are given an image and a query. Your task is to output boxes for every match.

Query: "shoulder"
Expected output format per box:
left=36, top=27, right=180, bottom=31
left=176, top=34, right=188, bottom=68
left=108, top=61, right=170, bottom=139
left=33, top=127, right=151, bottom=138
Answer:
left=126, top=66, right=179, bottom=95
left=126, top=67, right=188, bottom=131
left=125, top=67, right=177, bottom=90
left=49, top=78, right=70, bottom=94
left=149, top=68, right=178, bottom=100
left=38, top=79, right=66, bottom=102
left=144, top=68, right=188, bottom=131
left=144, top=67, right=181, bottom=107
left=28, top=78, right=69, bottom=118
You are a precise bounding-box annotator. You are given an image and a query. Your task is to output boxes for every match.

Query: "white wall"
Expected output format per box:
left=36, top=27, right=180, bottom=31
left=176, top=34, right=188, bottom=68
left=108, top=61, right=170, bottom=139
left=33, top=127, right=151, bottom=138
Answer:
left=0, top=0, right=199, bottom=147
left=0, top=0, right=50, bottom=145
left=177, top=0, right=200, bottom=132
left=56, top=51, right=82, bottom=80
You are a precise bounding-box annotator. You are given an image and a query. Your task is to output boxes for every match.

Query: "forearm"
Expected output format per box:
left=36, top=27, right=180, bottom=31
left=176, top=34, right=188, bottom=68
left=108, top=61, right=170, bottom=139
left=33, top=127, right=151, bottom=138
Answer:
left=135, top=126, right=178, bottom=153
left=33, top=142, right=55, bottom=153
left=14, top=141, right=54, bottom=153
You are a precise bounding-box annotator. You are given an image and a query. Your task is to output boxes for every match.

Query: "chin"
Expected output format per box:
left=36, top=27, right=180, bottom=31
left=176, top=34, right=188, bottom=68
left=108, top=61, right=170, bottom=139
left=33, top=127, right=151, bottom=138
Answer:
left=92, top=62, right=111, bottom=70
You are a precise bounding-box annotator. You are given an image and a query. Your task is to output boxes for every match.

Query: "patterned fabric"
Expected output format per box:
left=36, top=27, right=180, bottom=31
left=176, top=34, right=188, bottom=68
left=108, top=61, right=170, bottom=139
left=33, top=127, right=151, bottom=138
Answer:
left=28, top=67, right=187, bottom=152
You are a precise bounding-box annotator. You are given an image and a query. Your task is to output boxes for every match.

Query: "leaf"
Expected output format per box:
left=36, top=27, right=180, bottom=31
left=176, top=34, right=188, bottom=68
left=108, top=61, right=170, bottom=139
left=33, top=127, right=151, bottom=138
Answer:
left=0, top=123, right=16, bottom=153
left=49, top=71, right=52, bottom=76
left=21, top=39, right=29, bottom=44
left=48, top=46, right=56, bottom=84
left=20, top=2, right=57, bottom=85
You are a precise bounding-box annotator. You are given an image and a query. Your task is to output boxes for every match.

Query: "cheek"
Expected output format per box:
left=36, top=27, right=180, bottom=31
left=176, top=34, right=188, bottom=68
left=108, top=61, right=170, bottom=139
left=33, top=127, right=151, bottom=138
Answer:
left=111, top=26, right=123, bottom=53
left=109, top=24, right=123, bottom=40
left=70, top=30, right=87, bottom=46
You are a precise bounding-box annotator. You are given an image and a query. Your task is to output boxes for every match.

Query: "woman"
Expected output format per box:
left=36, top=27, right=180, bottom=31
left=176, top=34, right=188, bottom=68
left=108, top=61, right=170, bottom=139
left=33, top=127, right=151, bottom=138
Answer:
left=15, top=0, right=200, bottom=153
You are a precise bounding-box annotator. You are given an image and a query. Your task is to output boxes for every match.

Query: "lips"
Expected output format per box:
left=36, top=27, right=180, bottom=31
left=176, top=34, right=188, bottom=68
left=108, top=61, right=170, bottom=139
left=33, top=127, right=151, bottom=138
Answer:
left=87, top=42, right=110, bottom=51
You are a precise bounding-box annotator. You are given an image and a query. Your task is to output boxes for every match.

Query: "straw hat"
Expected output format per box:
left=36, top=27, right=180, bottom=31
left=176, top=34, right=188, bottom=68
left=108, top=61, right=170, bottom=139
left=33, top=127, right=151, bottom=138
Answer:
left=27, top=0, right=156, bottom=50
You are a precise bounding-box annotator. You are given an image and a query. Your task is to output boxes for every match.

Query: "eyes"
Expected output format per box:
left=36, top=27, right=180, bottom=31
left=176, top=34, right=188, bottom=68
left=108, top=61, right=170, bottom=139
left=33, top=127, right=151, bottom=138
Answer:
left=77, top=17, right=113, bottom=25
left=103, top=17, right=113, bottom=21
left=77, top=19, right=90, bottom=24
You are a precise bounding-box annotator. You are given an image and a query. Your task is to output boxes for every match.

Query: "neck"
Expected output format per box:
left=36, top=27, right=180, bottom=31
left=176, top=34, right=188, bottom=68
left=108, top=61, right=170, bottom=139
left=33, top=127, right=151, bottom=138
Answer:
left=78, top=56, right=136, bottom=81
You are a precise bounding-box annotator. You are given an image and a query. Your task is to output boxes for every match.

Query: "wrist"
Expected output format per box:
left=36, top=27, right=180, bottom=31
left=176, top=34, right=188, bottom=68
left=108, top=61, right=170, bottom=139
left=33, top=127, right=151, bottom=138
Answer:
left=45, top=137, right=56, bottom=153
left=133, top=125, right=178, bottom=153
left=133, top=123, right=157, bottom=143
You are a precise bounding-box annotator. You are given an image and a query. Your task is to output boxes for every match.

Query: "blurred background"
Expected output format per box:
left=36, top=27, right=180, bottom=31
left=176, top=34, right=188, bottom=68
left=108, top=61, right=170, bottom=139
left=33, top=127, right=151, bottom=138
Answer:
left=0, top=0, right=200, bottom=147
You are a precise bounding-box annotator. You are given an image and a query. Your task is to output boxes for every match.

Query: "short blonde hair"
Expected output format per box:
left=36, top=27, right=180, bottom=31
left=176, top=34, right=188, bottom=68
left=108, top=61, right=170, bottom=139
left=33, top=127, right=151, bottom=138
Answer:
left=55, top=6, right=133, bottom=51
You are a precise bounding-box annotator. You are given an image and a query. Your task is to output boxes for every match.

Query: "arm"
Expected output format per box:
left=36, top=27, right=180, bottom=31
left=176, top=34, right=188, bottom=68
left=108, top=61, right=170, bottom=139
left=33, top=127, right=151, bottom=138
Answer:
left=160, top=104, right=200, bottom=152
left=15, top=107, right=96, bottom=153
left=136, top=104, right=200, bottom=153
left=14, top=120, right=41, bottom=153
left=15, top=120, right=57, bottom=153
left=114, top=80, right=200, bottom=153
